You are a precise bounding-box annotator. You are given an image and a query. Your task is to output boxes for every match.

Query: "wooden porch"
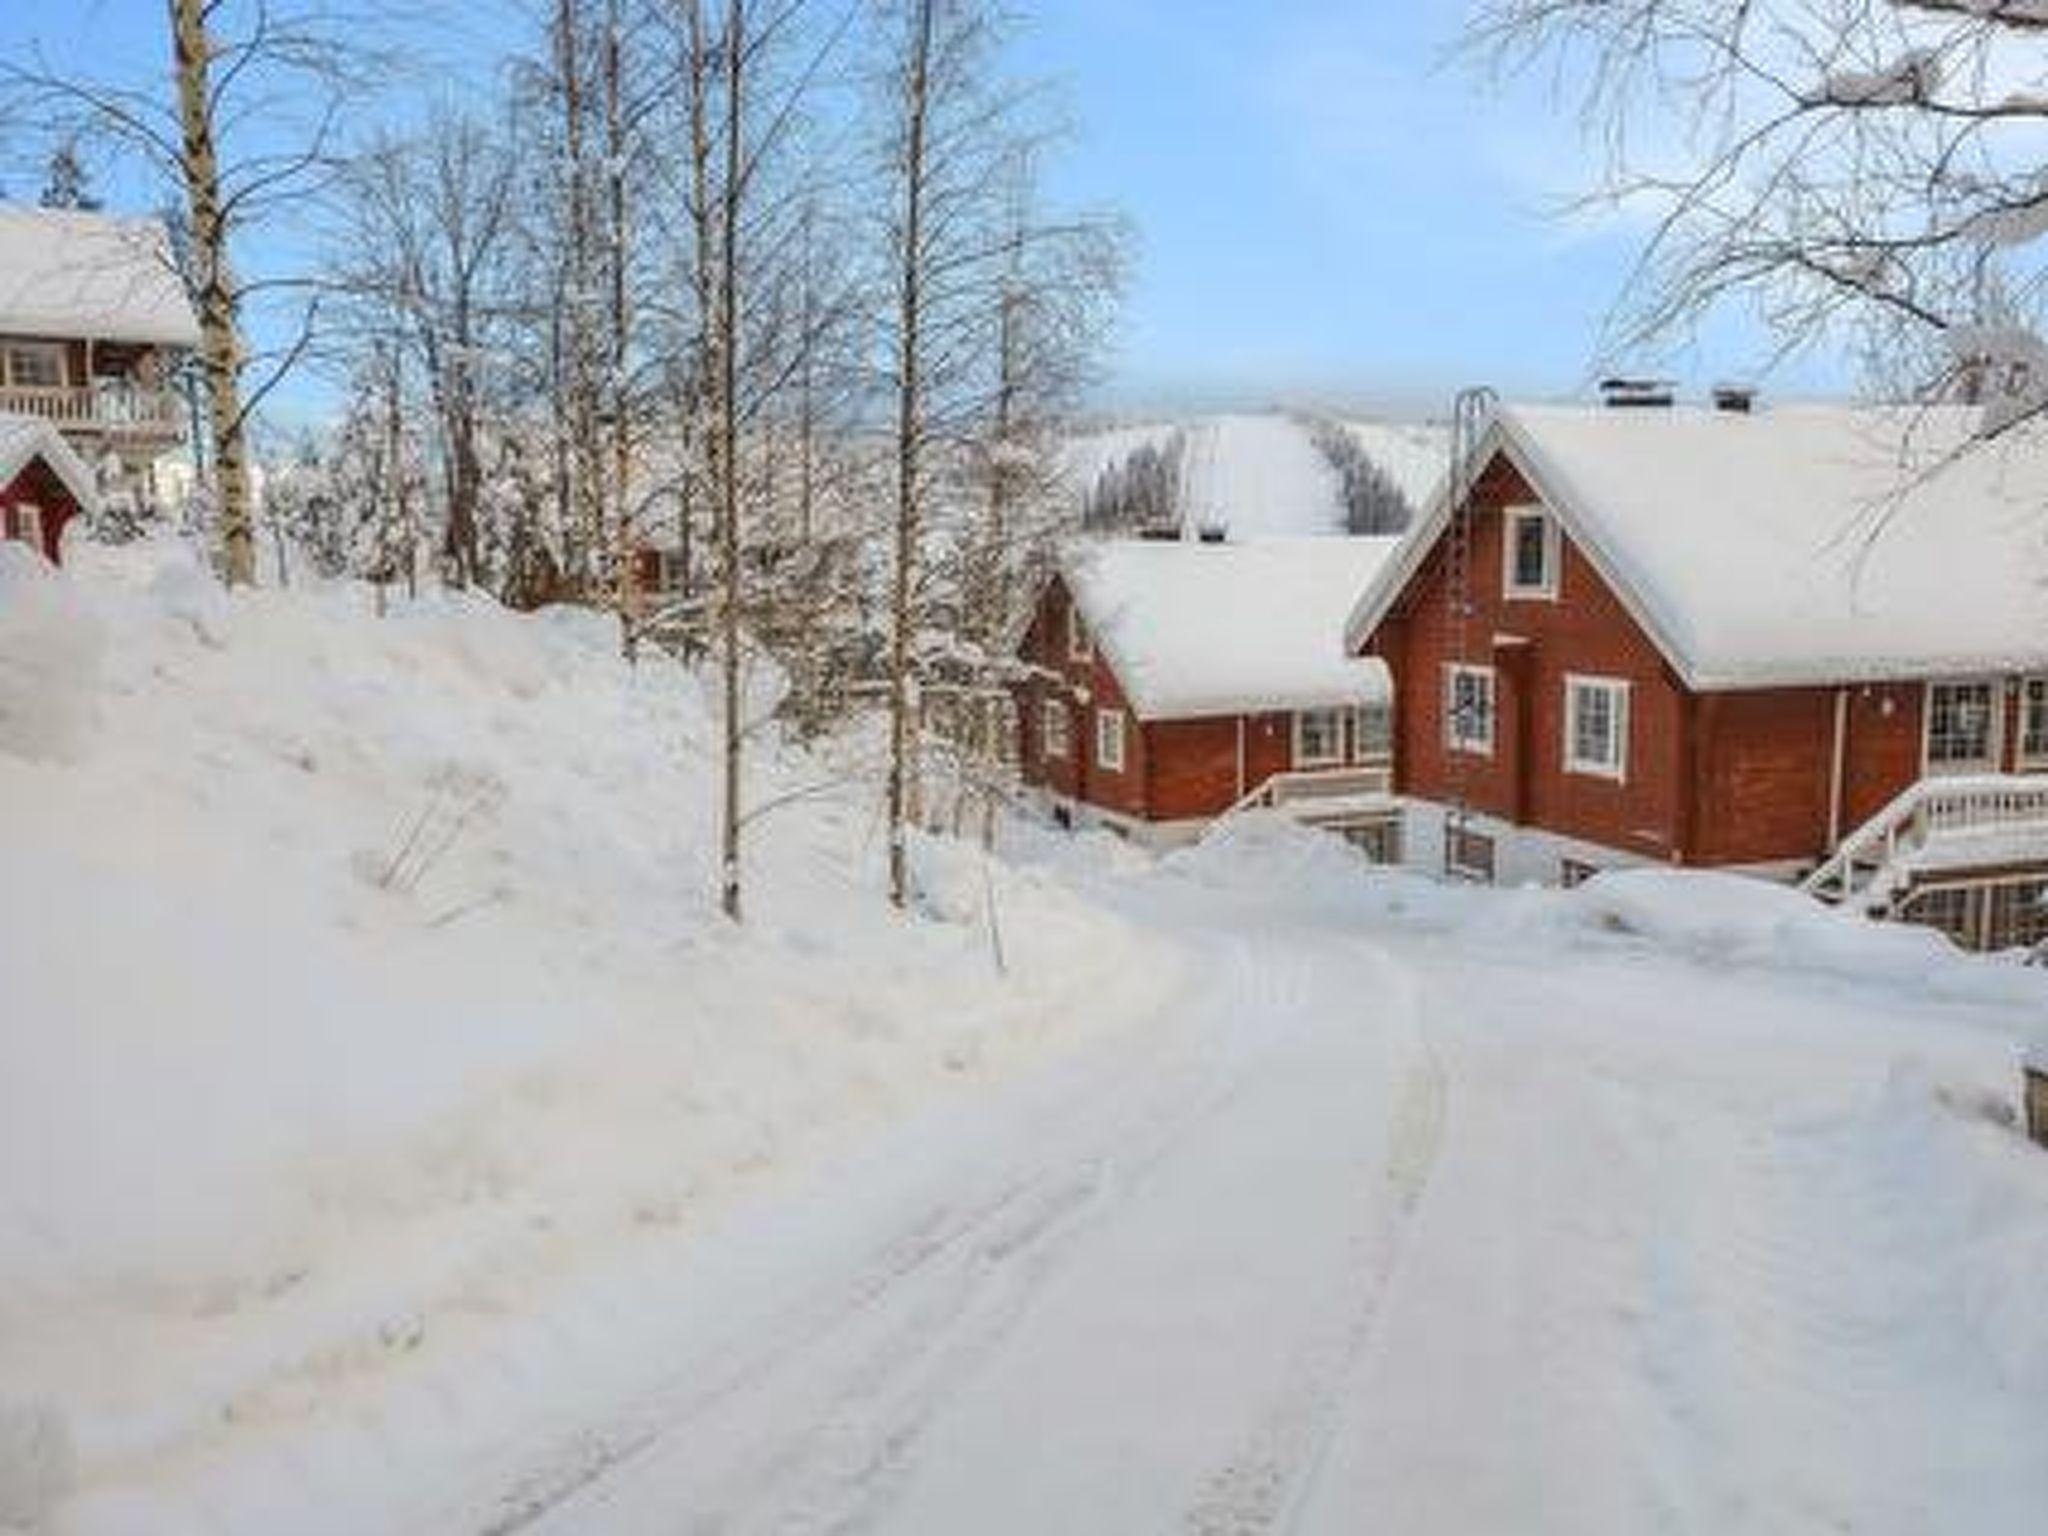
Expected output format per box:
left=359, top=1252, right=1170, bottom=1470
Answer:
left=1801, top=773, right=2048, bottom=951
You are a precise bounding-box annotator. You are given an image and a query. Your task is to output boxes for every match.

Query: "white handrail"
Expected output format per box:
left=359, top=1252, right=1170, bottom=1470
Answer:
left=1802, top=772, right=2048, bottom=903
left=0, top=383, right=184, bottom=433
left=1223, top=758, right=1393, bottom=820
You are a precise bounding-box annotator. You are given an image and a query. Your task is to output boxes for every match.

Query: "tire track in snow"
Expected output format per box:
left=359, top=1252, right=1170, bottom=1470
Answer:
left=468, top=938, right=1294, bottom=1536
left=1181, top=949, right=1448, bottom=1536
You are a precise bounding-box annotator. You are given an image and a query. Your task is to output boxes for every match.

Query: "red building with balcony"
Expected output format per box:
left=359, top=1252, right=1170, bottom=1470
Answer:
left=1346, top=395, right=2048, bottom=948
left=1015, top=535, right=1402, bottom=850
left=0, top=206, right=200, bottom=475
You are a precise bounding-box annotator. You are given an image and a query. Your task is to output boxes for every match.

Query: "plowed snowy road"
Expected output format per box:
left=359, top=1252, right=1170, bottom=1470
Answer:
left=433, top=854, right=2046, bottom=1536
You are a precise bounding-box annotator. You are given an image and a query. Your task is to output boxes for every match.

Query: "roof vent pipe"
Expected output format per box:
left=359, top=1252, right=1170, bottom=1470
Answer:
left=1712, top=384, right=1757, bottom=414
left=1598, top=376, right=1675, bottom=409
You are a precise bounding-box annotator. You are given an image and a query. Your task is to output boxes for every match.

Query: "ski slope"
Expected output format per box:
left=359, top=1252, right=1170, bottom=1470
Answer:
left=1063, top=411, right=1445, bottom=539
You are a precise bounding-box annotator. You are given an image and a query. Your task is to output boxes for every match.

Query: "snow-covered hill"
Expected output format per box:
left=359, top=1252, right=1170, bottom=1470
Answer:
left=1062, top=410, right=1446, bottom=539
left=0, top=538, right=1169, bottom=1532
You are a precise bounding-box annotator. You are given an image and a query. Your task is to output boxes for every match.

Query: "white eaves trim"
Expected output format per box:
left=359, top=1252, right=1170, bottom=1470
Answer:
left=0, top=412, right=100, bottom=517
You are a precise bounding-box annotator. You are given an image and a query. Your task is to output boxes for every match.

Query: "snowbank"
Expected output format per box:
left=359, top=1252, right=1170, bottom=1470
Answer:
left=0, top=542, right=104, bottom=762
left=0, top=538, right=1171, bottom=1531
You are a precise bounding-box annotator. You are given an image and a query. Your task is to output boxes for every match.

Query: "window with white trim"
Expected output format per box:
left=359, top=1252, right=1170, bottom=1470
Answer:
left=1502, top=506, right=1558, bottom=599
left=1356, top=701, right=1392, bottom=759
left=10, top=503, right=43, bottom=553
left=1293, top=708, right=1345, bottom=767
left=1094, top=708, right=1126, bottom=773
left=3, top=342, right=65, bottom=390
left=1925, top=680, right=1998, bottom=772
left=1563, top=674, right=1629, bottom=780
left=1066, top=603, right=1091, bottom=662
left=1040, top=697, right=1070, bottom=760
left=1444, top=664, right=1495, bottom=756
left=2021, top=678, right=2048, bottom=767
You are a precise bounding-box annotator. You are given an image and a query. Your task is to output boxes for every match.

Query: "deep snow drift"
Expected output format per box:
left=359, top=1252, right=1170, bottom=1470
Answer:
left=0, top=539, right=1168, bottom=1531
left=5, top=539, right=2048, bottom=1536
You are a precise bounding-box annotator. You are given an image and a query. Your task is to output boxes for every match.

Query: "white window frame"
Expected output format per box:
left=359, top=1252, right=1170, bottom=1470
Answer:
left=2020, top=677, right=2048, bottom=769
left=1501, top=505, right=1559, bottom=601
left=1040, top=696, right=1070, bottom=760
left=1923, top=679, right=2001, bottom=774
left=1292, top=707, right=1346, bottom=768
left=1355, top=700, right=1393, bottom=761
left=1443, top=663, right=1496, bottom=757
left=1094, top=707, right=1126, bottom=773
left=11, top=502, right=43, bottom=552
left=3, top=341, right=66, bottom=390
left=1066, top=603, right=1091, bottom=662
left=1563, top=673, right=1630, bottom=782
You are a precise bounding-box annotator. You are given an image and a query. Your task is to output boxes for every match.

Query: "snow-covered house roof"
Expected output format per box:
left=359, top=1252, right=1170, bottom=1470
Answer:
left=1345, top=402, right=2048, bottom=691
left=1060, top=536, right=1398, bottom=719
left=0, top=411, right=99, bottom=514
left=0, top=207, right=201, bottom=348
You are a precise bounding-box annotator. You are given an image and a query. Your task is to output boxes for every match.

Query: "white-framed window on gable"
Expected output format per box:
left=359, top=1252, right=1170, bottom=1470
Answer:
left=1502, top=505, right=1559, bottom=600
left=3, top=342, right=65, bottom=390
left=2020, top=678, right=2048, bottom=769
left=1925, top=680, right=1999, bottom=773
left=1040, top=697, right=1070, bottom=760
left=1066, top=602, right=1091, bottom=662
left=1563, top=674, right=1630, bottom=781
left=1293, top=708, right=1345, bottom=768
left=1444, top=664, right=1495, bottom=756
left=1095, top=708, right=1126, bottom=773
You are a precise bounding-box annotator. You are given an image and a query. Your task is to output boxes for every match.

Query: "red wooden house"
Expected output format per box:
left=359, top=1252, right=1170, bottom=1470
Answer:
left=0, top=206, right=198, bottom=461
left=1345, top=394, right=2048, bottom=948
left=1015, top=535, right=1402, bottom=849
left=0, top=413, right=97, bottom=564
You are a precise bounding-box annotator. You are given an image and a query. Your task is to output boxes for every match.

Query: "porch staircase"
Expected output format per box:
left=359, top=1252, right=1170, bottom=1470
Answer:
left=1800, top=773, right=2048, bottom=915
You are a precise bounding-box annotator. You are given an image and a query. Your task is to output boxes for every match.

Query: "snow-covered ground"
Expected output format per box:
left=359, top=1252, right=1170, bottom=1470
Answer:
left=6, top=541, right=2048, bottom=1535
left=0, top=539, right=1168, bottom=1532
left=1063, top=410, right=1445, bottom=538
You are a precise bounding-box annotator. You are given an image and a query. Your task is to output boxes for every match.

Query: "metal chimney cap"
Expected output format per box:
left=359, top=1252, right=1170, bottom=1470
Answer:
left=1598, top=376, right=1676, bottom=408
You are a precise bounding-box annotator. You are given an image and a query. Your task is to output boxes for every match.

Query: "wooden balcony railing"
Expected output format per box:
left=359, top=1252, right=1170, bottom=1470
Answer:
left=0, top=383, right=186, bottom=437
left=1226, top=758, right=1395, bottom=819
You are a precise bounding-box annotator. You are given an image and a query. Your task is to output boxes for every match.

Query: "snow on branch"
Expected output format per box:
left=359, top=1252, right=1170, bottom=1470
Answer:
left=1809, top=50, right=1941, bottom=107
left=1896, top=0, right=2048, bottom=30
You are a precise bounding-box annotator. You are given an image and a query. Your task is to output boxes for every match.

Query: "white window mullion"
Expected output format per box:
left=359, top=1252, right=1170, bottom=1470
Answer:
left=1564, top=673, right=1629, bottom=781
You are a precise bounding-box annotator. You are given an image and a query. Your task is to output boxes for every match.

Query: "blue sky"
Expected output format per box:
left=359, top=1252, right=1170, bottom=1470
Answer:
left=2, top=0, right=1849, bottom=423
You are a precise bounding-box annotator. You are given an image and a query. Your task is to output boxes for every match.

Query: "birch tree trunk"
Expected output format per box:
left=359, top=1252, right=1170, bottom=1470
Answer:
left=167, top=0, right=256, bottom=586
left=717, top=0, right=745, bottom=922
left=886, top=0, right=934, bottom=912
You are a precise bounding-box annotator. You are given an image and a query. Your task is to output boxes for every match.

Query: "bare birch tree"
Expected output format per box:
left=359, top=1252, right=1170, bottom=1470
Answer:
left=3, top=2, right=386, bottom=584
left=1473, top=0, right=2048, bottom=432
left=873, top=0, right=1123, bottom=904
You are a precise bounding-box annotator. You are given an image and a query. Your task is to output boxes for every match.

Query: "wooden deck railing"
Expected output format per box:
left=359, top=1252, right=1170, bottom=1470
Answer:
left=1226, top=758, right=1395, bottom=819
left=0, top=384, right=185, bottom=436
left=1802, top=772, right=2048, bottom=907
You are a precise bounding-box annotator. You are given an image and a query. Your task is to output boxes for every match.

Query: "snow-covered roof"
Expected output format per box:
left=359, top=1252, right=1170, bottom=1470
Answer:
left=0, top=206, right=201, bottom=348
left=1061, top=536, right=1397, bottom=719
left=0, top=412, right=98, bottom=514
left=1346, top=402, right=2048, bottom=690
